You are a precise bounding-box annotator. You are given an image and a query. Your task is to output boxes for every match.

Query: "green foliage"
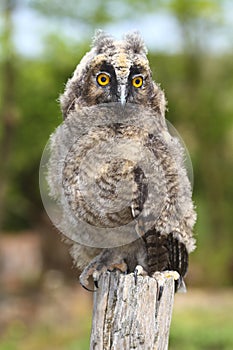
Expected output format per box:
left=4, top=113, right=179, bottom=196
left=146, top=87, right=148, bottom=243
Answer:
left=29, top=0, right=161, bottom=24
left=1, top=37, right=89, bottom=229
left=30, top=0, right=112, bottom=24
left=161, top=0, right=222, bottom=19
left=0, top=318, right=91, bottom=350
left=170, top=293, right=233, bottom=349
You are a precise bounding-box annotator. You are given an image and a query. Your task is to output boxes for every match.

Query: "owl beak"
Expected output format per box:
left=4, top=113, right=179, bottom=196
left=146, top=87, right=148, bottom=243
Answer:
left=120, top=85, right=127, bottom=106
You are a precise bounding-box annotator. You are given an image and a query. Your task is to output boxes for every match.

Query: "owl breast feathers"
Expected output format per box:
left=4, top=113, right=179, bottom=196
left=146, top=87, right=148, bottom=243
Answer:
left=47, top=30, right=196, bottom=292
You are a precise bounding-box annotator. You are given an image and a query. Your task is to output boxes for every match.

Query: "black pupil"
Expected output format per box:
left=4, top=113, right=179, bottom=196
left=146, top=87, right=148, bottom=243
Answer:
left=135, top=78, right=141, bottom=85
left=101, top=76, right=107, bottom=82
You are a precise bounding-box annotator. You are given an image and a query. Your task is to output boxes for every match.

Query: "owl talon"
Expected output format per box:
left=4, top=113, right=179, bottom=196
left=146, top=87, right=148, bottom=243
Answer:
left=157, top=285, right=164, bottom=301
left=134, top=265, right=147, bottom=284
left=134, top=269, right=138, bottom=285
left=93, top=270, right=101, bottom=289
left=153, top=272, right=166, bottom=301
left=94, top=279, right=99, bottom=289
left=79, top=276, right=94, bottom=292
left=80, top=282, right=96, bottom=293
left=79, top=274, right=96, bottom=292
left=79, top=251, right=129, bottom=292
left=79, top=265, right=99, bottom=292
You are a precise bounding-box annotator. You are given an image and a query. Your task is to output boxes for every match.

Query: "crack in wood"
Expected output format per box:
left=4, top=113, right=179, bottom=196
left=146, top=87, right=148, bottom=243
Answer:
left=90, top=270, right=175, bottom=350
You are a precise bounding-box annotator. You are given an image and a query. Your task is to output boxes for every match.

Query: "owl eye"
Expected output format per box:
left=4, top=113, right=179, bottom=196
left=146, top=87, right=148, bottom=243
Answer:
left=97, top=72, right=111, bottom=86
left=132, top=75, right=143, bottom=88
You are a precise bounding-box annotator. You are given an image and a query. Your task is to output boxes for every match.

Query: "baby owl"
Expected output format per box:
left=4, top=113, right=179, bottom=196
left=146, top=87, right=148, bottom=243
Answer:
left=46, top=30, right=196, bottom=292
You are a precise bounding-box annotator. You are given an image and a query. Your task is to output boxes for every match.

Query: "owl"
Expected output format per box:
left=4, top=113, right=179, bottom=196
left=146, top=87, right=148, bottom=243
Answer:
left=46, top=30, right=196, bottom=292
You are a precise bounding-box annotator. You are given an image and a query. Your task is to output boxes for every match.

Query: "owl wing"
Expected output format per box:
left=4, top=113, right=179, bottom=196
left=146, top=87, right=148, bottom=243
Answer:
left=132, top=131, right=194, bottom=291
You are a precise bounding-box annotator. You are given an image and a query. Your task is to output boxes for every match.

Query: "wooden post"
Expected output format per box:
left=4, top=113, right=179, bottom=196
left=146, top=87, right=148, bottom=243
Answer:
left=90, top=270, right=175, bottom=350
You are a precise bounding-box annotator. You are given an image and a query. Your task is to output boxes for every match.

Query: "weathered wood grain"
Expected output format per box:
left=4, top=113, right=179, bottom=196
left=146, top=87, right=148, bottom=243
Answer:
left=90, top=270, right=175, bottom=350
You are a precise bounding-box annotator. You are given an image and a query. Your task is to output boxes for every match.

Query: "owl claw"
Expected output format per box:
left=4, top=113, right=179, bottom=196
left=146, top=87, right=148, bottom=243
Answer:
left=79, top=266, right=99, bottom=292
left=94, top=279, right=99, bottom=288
left=153, top=270, right=181, bottom=300
left=134, top=269, right=138, bottom=285
left=80, top=282, right=96, bottom=293
left=134, top=265, right=147, bottom=284
left=153, top=272, right=165, bottom=301
left=79, top=253, right=128, bottom=292
left=157, top=284, right=164, bottom=301
left=79, top=275, right=98, bottom=292
left=93, top=270, right=101, bottom=289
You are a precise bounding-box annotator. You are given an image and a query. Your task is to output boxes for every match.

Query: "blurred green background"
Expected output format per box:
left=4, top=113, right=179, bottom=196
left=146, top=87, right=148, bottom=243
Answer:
left=0, top=0, right=232, bottom=349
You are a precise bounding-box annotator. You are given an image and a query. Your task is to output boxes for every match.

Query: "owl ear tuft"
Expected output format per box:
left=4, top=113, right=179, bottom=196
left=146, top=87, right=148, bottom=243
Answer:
left=124, top=31, right=148, bottom=55
left=92, top=29, right=114, bottom=54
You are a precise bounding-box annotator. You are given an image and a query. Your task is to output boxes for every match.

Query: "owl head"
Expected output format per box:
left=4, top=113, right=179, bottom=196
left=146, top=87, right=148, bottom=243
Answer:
left=60, top=30, right=166, bottom=119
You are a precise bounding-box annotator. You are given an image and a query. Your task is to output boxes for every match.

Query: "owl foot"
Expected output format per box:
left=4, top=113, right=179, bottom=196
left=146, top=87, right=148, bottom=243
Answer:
left=153, top=270, right=180, bottom=301
left=160, top=270, right=186, bottom=293
left=79, top=250, right=128, bottom=291
left=134, top=265, right=147, bottom=285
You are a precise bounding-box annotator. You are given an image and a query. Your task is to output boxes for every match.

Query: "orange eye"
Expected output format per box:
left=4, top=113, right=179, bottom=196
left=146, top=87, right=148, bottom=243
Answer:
left=132, top=75, right=143, bottom=88
left=97, top=72, right=110, bottom=86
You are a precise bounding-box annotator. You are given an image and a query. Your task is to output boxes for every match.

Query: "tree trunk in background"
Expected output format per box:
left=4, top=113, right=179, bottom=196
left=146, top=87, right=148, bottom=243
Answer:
left=0, top=0, right=19, bottom=228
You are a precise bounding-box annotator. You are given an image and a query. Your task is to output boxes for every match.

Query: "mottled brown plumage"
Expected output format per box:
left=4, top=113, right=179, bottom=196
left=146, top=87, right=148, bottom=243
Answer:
left=60, top=31, right=166, bottom=118
left=47, top=30, right=196, bottom=292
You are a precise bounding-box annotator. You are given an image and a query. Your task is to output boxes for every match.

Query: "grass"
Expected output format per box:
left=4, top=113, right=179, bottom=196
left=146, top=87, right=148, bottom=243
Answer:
left=169, top=289, right=233, bottom=350
left=0, top=317, right=90, bottom=350
left=0, top=288, right=232, bottom=349
left=0, top=320, right=91, bottom=350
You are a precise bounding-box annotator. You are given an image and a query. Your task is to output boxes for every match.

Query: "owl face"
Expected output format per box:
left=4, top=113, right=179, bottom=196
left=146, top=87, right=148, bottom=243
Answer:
left=80, top=43, right=153, bottom=107
left=60, top=31, right=166, bottom=119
